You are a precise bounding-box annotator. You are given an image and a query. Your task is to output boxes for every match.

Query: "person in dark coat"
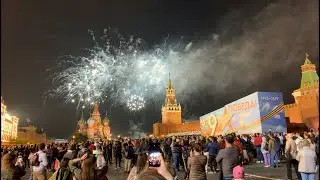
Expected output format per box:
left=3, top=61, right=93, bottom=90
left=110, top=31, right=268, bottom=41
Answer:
left=206, top=137, right=220, bottom=173
left=63, top=143, right=77, bottom=160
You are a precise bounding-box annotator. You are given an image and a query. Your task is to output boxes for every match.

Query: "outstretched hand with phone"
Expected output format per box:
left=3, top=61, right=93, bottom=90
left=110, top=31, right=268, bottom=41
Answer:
left=15, top=158, right=24, bottom=167
left=149, top=154, right=173, bottom=180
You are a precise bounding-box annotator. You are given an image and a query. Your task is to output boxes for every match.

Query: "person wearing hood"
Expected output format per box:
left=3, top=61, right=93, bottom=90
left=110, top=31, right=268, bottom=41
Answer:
left=261, top=136, right=271, bottom=167
left=296, top=139, right=317, bottom=180
left=285, top=133, right=301, bottom=180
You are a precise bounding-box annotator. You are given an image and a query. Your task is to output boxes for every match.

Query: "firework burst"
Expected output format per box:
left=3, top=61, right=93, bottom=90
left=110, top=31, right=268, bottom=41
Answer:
left=48, top=28, right=188, bottom=111
left=127, top=94, right=145, bottom=111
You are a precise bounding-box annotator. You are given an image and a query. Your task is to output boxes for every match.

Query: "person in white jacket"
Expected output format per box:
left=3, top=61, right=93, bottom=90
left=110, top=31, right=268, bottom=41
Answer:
left=96, top=145, right=107, bottom=170
left=261, top=136, right=271, bottom=168
left=296, top=139, right=317, bottom=180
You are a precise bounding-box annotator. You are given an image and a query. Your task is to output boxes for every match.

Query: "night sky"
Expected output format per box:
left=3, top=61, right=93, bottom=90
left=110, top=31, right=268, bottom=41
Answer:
left=1, top=0, right=318, bottom=139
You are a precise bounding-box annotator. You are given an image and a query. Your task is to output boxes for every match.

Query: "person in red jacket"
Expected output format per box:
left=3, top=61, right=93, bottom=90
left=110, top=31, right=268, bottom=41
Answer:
left=234, top=136, right=244, bottom=155
left=253, top=134, right=263, bottom=163
left=233, top=135, right=246, bottom=164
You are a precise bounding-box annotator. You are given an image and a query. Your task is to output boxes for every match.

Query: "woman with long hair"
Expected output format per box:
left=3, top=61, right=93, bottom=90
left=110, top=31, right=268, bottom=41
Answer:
left=135, top=152, right=173, bottom=180
left=127, top=153, right=148, bottom=180
left=188, top=143, right=207, bottom=180
left=69, top=153, right=97, bottom=180
left=1, top=152, right=26, bottom=180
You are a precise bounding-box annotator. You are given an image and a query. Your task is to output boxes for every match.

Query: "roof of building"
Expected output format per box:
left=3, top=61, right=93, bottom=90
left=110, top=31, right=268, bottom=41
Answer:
left=87, top=117, right=94, bottom=123
left=102, top=115, right=110, bottom=125
left=303, top=53, right=312, bottom=65
left=300, top=54, right=319, bottom=89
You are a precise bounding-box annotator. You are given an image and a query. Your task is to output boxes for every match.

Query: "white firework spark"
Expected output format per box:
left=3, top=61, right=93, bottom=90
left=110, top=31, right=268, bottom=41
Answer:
left=127, top=94, right=145, bottom=111
left=48, top=28, right=188, bottom=111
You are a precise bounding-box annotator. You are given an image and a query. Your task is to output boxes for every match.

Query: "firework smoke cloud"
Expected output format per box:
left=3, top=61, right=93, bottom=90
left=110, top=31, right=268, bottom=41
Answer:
left=48, top=0, right=318, bottom=112
left=48, top=28, right=187, bottom=110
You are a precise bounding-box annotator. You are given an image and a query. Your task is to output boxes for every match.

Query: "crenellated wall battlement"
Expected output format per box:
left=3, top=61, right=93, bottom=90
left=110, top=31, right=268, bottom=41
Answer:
left=284, top=103, right=299, bottom=109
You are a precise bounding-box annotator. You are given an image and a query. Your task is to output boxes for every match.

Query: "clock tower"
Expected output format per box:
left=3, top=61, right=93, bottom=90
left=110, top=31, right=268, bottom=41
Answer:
left=161, top=74, right=182, bottom=124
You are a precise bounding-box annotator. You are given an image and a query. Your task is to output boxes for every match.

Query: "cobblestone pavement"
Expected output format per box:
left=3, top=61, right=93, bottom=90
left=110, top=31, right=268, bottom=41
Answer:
left=22, top=161, right=319, bottom=180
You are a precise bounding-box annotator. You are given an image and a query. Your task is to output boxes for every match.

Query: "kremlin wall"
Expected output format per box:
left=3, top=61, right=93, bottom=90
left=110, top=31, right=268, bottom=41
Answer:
left=153, top=54, right=319, bottom=137
left=283, top=54, right=319, bottom=131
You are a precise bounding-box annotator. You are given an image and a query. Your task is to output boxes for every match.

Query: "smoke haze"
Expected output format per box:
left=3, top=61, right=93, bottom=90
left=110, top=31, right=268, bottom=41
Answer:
left=172, top=0, right=318, bottom=99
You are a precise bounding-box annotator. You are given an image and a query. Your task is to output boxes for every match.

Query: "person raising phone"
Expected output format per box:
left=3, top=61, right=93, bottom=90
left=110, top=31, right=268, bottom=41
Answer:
left=188, top=143, right=207, bottom=180
left=135, top=153, right=173, bottom=180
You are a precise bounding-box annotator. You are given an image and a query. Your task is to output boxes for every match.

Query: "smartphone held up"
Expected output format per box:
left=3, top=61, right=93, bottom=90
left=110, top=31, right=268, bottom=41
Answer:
left=148, top=151, right=161, bottom=167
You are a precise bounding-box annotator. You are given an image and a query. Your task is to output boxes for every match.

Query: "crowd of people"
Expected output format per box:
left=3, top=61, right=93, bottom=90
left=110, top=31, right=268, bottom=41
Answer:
left=1, top=131, right=319, bottom=180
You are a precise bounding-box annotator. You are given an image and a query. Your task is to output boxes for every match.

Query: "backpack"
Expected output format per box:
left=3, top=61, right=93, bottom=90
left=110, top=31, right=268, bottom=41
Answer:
left=30, top=153, right=40, bottom=166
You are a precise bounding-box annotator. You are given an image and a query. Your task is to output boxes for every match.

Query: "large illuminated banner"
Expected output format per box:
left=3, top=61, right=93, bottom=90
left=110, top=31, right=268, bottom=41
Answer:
left=200, top=107, right=224, bottom=136
left=222, top=92, right=261, bottom=135
left=258, top=92, right=286, bottom=133
left=200, top=92, right=287, bottom=136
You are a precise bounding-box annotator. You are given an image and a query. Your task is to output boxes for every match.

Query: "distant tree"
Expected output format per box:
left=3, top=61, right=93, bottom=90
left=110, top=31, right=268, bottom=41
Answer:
left=73, top=132, right=88, bottom=143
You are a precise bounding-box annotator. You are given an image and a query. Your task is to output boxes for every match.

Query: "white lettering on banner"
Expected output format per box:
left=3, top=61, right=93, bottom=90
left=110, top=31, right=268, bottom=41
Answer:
left=260, top=96, right=279, bottom=101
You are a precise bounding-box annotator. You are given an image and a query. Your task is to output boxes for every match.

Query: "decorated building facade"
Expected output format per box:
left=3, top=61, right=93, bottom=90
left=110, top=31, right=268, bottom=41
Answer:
left=1, top=97, right=19, bottom=143
left=284, top=54, right=319, bottom=131
left=153, top=75, right=200, bottom=137
left=77, top=104, right=111, bottom=140
left=17, top=125, right=47, bottom=144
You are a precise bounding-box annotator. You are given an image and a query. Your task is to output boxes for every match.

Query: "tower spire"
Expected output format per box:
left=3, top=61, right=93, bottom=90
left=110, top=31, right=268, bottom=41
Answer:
left=79, top=110, right=85, bottom=121
left=304, top=53, right=312, bottom=65
left=81, top=110, right=84, bottom=119
left=168, top=73, right=172, bottom=89
left=300, top=53, right=318, bottom=89
left=92, top=104, right=100, bottom=116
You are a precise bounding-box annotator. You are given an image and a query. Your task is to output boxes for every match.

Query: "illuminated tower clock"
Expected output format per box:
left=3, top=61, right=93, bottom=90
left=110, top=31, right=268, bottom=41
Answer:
left=161, top=74, right=182, bottom=124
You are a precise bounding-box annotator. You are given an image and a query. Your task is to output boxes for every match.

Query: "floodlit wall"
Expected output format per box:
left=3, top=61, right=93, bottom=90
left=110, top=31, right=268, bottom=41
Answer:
left=1, top=100, right=19, bottom=142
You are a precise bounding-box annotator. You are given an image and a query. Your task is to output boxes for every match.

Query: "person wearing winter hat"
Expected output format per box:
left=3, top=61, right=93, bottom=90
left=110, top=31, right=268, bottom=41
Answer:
left=233, top=165, right=244, bottom=180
